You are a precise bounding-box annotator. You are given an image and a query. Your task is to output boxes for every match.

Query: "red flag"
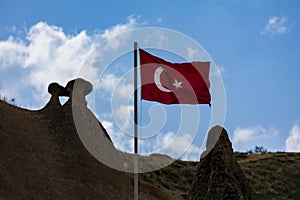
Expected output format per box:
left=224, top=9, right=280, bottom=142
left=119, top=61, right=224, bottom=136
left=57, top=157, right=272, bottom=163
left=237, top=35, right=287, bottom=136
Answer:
left=139, top=49, right=211, bottom=105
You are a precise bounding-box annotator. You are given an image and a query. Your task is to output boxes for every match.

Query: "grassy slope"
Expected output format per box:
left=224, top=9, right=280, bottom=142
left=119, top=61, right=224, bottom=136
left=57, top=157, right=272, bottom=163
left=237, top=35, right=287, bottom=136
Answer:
left=239, top=152, right=300, bottom=200
left=140, top=152, right=300, bottom=200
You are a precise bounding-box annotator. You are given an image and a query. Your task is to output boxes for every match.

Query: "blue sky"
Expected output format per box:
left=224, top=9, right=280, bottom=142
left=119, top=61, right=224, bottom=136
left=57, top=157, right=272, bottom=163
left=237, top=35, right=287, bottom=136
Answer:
left=0, top=0, right=300, bottom=160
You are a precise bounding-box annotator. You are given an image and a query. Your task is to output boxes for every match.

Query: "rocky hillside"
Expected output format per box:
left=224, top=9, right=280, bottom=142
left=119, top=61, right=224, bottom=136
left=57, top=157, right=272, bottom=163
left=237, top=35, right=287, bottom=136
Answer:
left=0, top=79, right=180, bottom=200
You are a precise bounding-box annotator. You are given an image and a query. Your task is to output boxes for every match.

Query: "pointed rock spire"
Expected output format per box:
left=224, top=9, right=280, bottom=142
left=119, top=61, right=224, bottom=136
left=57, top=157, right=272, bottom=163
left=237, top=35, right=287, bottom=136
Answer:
left=189, top=126, right=258, bottom=200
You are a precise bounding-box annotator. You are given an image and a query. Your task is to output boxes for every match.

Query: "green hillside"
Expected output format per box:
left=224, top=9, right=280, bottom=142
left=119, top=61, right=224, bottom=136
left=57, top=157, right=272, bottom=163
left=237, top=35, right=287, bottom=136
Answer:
left=140, top=152, right=300, bottom=200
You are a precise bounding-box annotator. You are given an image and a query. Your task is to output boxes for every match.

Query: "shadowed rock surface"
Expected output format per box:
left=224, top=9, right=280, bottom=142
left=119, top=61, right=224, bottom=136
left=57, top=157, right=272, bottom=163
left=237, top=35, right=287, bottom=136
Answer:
left=189, top=126, right=258, bottom=200
left=0, top=79, right=181, bottom=200
left=46, top=82, right=67, bottom=107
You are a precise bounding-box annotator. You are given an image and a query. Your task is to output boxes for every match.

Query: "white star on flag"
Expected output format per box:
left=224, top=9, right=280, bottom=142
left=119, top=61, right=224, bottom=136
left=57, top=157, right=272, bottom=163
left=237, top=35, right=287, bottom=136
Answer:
left=173, top=79, right=183, bottom=89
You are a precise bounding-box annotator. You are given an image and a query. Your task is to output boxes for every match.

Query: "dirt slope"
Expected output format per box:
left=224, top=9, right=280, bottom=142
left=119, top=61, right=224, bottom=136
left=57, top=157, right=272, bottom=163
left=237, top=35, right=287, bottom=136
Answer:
left=0, top=99, right=181, bottom=200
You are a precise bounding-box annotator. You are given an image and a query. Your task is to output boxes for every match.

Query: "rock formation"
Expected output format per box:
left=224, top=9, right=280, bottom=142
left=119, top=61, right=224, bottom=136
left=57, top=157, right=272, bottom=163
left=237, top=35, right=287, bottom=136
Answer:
left=46, top=78, right=92, bottom=107
left=0, top=78, right=181, bottom=200
left=46, top=78, right=118, bottom=163
left=64, top=78, right=93, bottom=106
left=46, top=82, right=67, bottom=106
left=189, top=126, right=258, bottom=200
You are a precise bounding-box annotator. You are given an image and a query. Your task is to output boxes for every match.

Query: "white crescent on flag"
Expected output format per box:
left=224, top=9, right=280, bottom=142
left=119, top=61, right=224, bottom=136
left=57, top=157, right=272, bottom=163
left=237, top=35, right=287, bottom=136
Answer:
left=154, top=66, right=172, bottom=93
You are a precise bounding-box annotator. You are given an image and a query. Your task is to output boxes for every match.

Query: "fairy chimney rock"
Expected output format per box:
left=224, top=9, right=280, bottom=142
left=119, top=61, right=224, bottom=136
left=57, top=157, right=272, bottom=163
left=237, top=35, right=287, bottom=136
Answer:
left=65, top=78, right=93, bottom=106
left=47, top=82, right=66, bottom=106
left=189, top=126, right=258, bottom=200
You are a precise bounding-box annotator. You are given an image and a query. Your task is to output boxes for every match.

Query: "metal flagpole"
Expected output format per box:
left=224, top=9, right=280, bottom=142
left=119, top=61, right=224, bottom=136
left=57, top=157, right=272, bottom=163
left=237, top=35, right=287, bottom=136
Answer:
left=133, top=42, right=139, bottom=200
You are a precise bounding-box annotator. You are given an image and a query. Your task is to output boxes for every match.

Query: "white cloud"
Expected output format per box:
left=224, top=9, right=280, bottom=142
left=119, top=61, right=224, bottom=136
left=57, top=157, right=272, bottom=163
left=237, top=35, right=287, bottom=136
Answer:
left=261, top=16, right=289, bottom=36
left=99, top=74, right=119, bottom=91
left=101, top=119, right=131, bottom=151
left=114, top=104, right=134, bottom=132
left=98, top=72, right=134, bottom=134
left=116, top=84, right=134, bottom=99
left=187, top=47, right=199, bottom=60
left=153, top=131, right=200, bottom=161
left=0, top=17, right=139, bottom=107
left=98, top=15, right=137, bottom=50
left=211, top=65, right=225, bottom=76
left=143, top=29, right=167, bottom=47
left=101, top=115, right=201, bottom=161
left=186, top=46, right=211, bottom=62
left=101, top=113, right=203, bottom=162
left=25, top=22, right=96, bottom=99
left=233, top=126, right=265, bottom=143
left=285, top=123, right=300, bottom=152
left=100, top=15, right=137, bottom=40
left=99, top=73, right=133, bottom=99
left=233, top=126, right=279, bottom=151
left=102, top=120, right=114, bottom=135
left=0, top=36, right=27, bottom=69
left=0, top=22, right=95, bottom=103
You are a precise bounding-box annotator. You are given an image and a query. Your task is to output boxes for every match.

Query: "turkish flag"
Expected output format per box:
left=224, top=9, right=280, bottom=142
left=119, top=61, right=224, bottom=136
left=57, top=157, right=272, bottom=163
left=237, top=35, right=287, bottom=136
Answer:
left=139, top=49, right=211, bottom=105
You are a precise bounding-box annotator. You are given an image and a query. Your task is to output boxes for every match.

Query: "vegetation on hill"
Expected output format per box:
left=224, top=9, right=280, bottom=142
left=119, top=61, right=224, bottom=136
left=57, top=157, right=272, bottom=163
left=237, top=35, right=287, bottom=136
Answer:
left=140, top=152, right=300, bottom=199
left=240, top=152, right=300, bottom=199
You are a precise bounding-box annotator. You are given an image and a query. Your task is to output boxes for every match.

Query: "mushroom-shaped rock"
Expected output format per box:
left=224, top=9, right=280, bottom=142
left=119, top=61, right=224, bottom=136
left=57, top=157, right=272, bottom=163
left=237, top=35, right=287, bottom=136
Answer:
left=64, top=78, right=93, bottom=106
left=48, top=83, right=67, bottom=96
left=47, top=82, right=66, bottom=106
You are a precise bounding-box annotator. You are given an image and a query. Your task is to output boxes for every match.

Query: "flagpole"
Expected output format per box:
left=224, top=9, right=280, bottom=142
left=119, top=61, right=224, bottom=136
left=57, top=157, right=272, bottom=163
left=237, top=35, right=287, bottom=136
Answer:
left=133, top=42, right=139, bottom=200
